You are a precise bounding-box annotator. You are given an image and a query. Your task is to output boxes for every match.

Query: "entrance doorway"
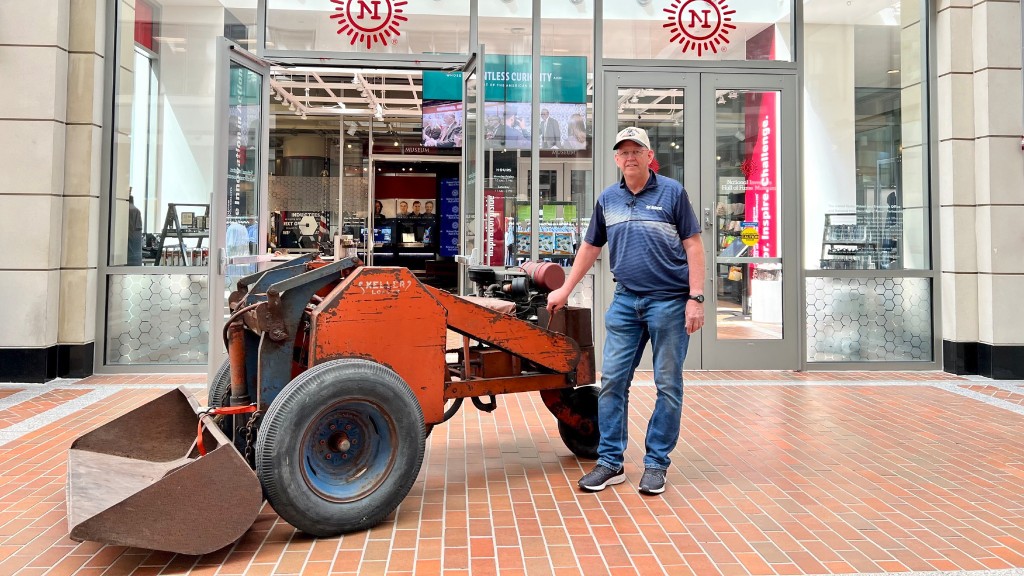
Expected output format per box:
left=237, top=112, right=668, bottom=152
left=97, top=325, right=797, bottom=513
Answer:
left=603, top=71, right=799, bottom=370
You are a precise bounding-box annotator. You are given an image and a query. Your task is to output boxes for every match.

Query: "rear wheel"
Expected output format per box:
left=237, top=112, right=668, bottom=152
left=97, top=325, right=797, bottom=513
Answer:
left=256, top=359, right=426, bottom=536
left=206, top=360, right=235, bottom=439
left=557, top=386, right=600, bottom=460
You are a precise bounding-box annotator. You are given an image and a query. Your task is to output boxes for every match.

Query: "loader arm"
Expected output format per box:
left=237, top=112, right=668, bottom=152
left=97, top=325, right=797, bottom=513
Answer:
left=426, top=287, right=580, bottom=374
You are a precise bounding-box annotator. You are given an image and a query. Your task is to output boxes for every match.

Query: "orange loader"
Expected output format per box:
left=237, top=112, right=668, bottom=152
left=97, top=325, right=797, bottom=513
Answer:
left=67, top=256, right=599, bottom=554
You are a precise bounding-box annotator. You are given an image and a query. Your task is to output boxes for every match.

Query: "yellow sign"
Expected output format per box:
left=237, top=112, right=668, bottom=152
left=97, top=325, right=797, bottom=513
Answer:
left=740, top=227, right=760, bottom=246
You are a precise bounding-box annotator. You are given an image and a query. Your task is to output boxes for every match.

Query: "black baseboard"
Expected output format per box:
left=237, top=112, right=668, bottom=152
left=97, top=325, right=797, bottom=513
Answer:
left=0, top=343, right=94, bottom=383
left=944, top=340, right=1024, bottom=380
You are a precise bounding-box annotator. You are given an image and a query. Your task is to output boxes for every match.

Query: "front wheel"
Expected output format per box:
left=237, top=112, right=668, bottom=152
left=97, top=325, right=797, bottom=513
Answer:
left=256, top=359, right=426, bottom=536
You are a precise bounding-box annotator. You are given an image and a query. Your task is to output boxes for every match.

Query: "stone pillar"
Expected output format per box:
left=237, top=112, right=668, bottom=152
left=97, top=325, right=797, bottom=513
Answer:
left=0, top=2, right=71, bottom=381
left=940, top=0, right=1024, bottom=378
left=0, top=0, right=105, bottom=381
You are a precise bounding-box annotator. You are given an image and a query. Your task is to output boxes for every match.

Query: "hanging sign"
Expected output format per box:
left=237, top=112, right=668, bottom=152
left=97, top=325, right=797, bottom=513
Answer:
left=665, top=0, right=737, bottom=57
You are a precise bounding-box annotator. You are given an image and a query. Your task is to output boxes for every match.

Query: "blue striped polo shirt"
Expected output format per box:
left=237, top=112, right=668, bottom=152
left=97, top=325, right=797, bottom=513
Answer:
left=584, top=170, right=701, bottom=300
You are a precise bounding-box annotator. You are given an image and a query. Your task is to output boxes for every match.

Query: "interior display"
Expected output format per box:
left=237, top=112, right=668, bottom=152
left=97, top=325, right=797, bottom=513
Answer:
left=421, top=100, right=463, bottom=148
left=819, top=207, right=901, bottom=270
left=154, top=203, right=210, bottom=266
left=483, top=102, right=588, bottom=150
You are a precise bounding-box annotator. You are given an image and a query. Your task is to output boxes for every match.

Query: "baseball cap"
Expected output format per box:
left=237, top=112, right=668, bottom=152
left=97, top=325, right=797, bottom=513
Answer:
left=613, top=126, right=651, bottom=150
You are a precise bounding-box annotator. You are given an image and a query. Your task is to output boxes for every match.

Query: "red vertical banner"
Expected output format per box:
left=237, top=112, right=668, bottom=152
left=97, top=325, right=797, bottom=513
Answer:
left=742, top=92, right=778, bottom=258
left=484, top=189, right=505, bottom=266
left=743, top=28, right=779, bottom=259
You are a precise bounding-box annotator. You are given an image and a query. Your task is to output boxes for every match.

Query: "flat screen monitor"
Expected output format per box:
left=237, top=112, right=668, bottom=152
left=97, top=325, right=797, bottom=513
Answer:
left=484, top=102, right=589, bottom=151
left=373, top=226, right=392, bottom=246
left=421, top=100, right=463, bottom=149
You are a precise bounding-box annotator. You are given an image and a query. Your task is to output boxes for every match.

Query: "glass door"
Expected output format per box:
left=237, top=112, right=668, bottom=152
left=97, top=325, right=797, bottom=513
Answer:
left=603, top=72, right=701, bottom=367
left=700, top=74, right=797, bottom=369
left=603, top=71, right=797, bottom=370
left=458, top=48, right=484, bottom=293
left=209, top=40, right=270, bottom=379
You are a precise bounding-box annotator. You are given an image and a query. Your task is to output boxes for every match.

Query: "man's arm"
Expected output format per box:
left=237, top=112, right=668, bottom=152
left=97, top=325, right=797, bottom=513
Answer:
left=546, top=241, right=602, bottom=312
left=682, top=232, right=706, bottom=334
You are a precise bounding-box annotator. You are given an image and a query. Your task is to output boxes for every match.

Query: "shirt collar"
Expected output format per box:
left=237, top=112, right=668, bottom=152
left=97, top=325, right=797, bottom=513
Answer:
left=618, top=169, right=658, bottom=193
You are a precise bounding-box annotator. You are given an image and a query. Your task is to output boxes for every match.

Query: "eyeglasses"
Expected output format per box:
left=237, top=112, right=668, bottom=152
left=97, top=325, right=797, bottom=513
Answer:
left=616, top=149, right=649, bottom=158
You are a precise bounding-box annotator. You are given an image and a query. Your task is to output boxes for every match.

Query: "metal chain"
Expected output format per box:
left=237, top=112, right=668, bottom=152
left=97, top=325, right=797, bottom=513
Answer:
left=243, top=410, right=263, bottom=466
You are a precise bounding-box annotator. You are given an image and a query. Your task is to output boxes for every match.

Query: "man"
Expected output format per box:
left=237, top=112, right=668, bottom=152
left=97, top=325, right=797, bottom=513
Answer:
left=411, top=201, right=422, bottom=217
left=127, top=193, right=143, bottom=266
left=398, top=200, right=409, bottom=217
left=546, top=126, right=705, bottom=496
left=539, top=108, right=561, bottom=149
left=424, top=200, right=435, bottom=216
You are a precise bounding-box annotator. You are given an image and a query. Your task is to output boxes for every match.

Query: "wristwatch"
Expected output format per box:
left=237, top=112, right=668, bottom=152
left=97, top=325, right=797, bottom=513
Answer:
left=689, top=294, right=705, bottom=303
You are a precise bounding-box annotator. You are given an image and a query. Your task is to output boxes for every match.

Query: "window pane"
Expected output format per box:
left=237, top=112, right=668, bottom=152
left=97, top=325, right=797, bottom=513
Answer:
left=804, top=0, right=929, bottom=271
left=106, top=274, right=209, bottom=365
left=266, top=0, right=470, bottom=55
left=603, top=0, right=793, bottom=62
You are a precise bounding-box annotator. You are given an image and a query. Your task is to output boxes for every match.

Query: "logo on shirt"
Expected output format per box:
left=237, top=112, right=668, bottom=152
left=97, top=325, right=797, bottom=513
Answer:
left=664, top=0, right=736, bottom=57
left=645, top=205, right=664, bottom=211
left=330, top=0, right=408, bottom=49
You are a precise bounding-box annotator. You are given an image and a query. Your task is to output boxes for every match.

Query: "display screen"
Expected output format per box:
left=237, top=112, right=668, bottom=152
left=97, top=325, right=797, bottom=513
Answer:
left=484, top=102, right=588, bottom=151
left=421, top=100, right=463, bottom=149
left=373, top=226, right=392, bottom=246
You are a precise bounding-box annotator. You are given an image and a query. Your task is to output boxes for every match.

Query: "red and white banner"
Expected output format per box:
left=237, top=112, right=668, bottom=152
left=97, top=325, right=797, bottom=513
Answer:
left=484, top=189, right=505, bottom=266
left=743, top=28, right=779, bottom=258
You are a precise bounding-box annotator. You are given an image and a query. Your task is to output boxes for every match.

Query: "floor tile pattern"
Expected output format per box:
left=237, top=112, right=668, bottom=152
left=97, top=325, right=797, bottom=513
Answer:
left=0, top=373, right=1019, bottom=576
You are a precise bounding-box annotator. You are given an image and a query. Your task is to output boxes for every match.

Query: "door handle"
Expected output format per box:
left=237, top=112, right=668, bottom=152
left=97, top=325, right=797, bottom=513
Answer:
left=704, top=207, right=712, bottom=232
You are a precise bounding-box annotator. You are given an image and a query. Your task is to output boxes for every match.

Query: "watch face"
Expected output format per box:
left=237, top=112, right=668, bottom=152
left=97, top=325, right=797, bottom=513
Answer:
left=691, top=294, right=705, bottom=303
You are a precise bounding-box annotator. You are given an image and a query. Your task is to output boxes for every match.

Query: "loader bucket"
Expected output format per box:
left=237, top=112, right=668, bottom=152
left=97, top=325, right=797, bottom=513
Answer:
left=66, top=387, right=263, bottom=555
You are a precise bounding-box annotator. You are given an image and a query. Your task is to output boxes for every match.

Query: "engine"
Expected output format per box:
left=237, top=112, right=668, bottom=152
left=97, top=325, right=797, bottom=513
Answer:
left=467, top=262, right=566, bottom=322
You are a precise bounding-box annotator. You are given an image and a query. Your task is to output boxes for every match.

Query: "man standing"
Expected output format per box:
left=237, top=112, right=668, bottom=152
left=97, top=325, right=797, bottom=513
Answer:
left=546, top=127, right=705, bottom=495
left=539, top=108, right=561, bottom=149
left=127, top=193, right=143, bottom=266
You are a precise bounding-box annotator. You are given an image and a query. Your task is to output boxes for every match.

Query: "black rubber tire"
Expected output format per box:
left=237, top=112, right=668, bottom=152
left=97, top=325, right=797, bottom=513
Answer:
left=256, top=358, right=426, bottom=537
left=208, top=359, right=231, bottom=408
left=206, top=359, right=236, bottom=439
left=557, top=386, right=600, bottom=460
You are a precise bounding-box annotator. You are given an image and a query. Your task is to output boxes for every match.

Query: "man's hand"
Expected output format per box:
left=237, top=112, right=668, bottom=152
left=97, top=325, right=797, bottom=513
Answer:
left=685, top=299, right=705, bottom=335
left=546, top=286, right=571, bottom=313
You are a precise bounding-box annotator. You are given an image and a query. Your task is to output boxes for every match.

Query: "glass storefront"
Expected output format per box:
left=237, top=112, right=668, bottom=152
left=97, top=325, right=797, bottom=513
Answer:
left=101, top=0, right=937, bottom=370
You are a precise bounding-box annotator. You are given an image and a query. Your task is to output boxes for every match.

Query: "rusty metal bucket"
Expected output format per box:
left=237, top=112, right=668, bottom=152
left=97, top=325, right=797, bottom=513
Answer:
left=66, top=387, right=263, bottom=555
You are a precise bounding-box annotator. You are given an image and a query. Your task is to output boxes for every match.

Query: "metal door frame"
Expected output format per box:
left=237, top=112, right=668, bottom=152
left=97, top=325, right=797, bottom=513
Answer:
left=209, top=39, right=272, bottom=381
left=602, top=70, right=799, bottom=370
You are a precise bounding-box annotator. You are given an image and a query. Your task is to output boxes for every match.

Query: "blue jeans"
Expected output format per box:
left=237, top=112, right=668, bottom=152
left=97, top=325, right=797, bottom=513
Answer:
left=597, top=284, right=690, bottom=471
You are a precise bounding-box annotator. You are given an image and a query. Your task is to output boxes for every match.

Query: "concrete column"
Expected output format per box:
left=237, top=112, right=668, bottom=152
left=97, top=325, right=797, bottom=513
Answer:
left=0, top=1, right=71, bottom=381
left=940, top=0, right=1024, bottom=378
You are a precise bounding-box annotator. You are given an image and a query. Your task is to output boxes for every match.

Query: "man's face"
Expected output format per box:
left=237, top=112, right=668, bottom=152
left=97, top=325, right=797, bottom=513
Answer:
left=425, top=202, right=434, bottom=214
left=399, top=201, right=408, bottom=213
left=614, top=142, right=652, bottom=176
left=541, top=110, right=549, bottom=120
left=412, top=201, right=421, bottom=214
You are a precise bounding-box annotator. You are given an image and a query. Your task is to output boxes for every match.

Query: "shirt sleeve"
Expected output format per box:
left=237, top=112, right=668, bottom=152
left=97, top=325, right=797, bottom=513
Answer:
left=583, top=198, right=607, bottom=247
left=674, top=186, right=701, bottom=240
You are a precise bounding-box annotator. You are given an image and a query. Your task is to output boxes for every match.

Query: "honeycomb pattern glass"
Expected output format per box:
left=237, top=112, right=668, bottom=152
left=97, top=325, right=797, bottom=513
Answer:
left=806, top=277, right=932, bottom=362
left=106, top=275, right=210, bottom=365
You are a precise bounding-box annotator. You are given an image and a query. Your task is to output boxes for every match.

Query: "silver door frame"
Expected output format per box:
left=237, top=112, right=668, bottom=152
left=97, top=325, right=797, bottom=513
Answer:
left=208, top=39, right=272, bottom=381
left=602, top=69, right=799, bottom=370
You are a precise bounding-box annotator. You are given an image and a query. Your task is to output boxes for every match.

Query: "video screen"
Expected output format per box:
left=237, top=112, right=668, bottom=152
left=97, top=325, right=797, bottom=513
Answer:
left=421, top=100, right=463, bottom=149
left=373, top=226, right=393, bottom=246
left=484, top=102, right=589, bottom=151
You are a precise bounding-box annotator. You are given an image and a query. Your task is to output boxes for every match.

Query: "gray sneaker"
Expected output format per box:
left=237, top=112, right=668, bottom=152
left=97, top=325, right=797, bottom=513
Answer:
left=638, top=468, right=666, bottom=495
left=578, top=464, right=625, bottom=491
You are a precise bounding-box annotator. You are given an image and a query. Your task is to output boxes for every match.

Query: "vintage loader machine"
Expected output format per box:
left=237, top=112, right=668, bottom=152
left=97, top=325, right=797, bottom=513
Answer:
left=67, top=257, right=598, bottom=554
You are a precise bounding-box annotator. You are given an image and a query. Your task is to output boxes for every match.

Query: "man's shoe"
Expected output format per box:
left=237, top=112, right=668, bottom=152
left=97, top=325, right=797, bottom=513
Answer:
left=578, top=464, right=625, bottom=491
left=638, top=468, right=666, bottom=495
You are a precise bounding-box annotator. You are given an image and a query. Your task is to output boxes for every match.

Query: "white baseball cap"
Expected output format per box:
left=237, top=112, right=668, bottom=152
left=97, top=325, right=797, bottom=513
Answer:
left=613, top=126, right=651, bottom=150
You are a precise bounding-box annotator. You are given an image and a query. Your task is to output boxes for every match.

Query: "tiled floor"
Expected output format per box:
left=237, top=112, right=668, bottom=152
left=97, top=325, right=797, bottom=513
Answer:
left=0, top=371, right=1022, bottom=575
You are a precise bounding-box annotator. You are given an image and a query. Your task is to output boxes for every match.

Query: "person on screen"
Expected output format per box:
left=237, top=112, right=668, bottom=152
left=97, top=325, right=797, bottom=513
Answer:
left=411, top=201, right=423, bottom=217
left=566, top=113, right=588, bottom=150
left=373, top=200, right=385, bottom=219
left=424, top=201, right=435, bottom=216
left=423, top=120, right=442, bottom=145
left=434, top=113, right=462, bottom=148
left=398, top=200, right=409, bottom=217
left=539, top=108, right=561, bottom=148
